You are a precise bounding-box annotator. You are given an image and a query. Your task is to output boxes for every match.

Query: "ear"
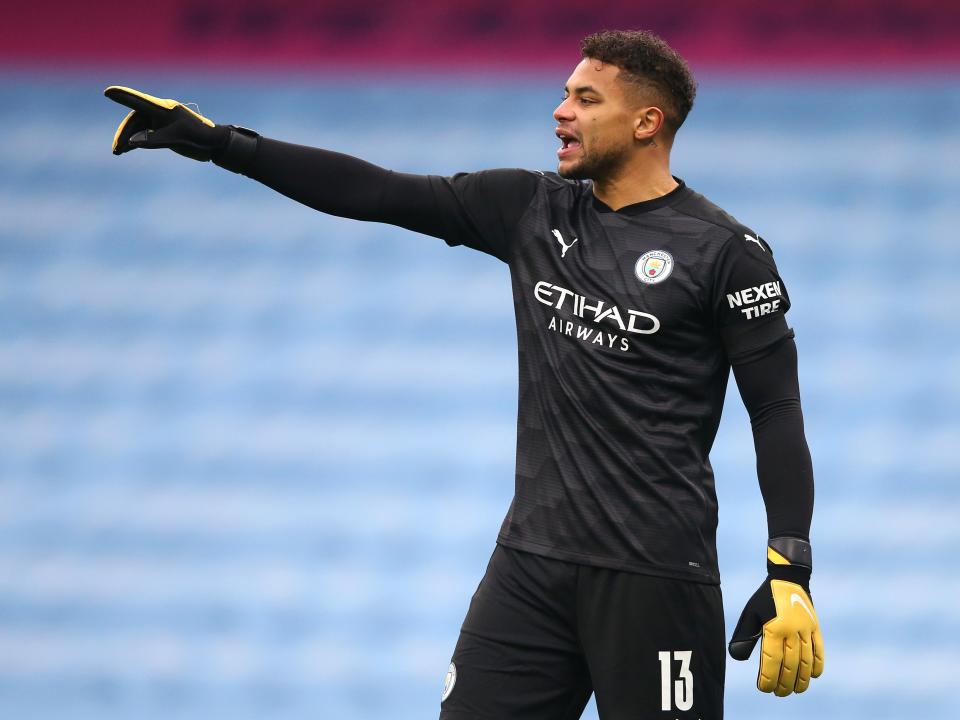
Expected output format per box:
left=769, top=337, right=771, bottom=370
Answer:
left=634, top=106, right=665, bottom=143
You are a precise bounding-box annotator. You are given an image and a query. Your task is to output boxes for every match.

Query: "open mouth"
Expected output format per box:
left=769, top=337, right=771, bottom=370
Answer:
left=556, top=128, right=581, bottom=158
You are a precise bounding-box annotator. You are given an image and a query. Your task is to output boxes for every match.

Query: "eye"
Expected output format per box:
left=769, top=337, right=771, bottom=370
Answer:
left=579, top=97, right=596, bottom=105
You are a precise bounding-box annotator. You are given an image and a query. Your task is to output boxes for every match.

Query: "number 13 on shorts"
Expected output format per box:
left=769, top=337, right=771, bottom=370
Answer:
left=658, top=650, right=694, bottom=712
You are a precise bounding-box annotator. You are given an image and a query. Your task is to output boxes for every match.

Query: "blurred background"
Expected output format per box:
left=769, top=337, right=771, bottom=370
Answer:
left=1, top=1, right=958, bottom=718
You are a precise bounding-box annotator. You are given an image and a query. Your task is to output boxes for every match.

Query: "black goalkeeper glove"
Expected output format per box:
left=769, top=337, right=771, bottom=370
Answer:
left=104, top=85, right=259, bottom=173
left=728, top=536, right=825, bottom=696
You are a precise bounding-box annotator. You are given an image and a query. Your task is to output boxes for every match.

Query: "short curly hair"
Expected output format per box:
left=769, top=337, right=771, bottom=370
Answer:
left=580, top=30, right=697, bottom=137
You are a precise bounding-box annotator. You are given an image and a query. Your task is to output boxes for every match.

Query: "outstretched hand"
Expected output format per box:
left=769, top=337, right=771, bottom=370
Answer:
left=104, top=86, right=229, bottom=161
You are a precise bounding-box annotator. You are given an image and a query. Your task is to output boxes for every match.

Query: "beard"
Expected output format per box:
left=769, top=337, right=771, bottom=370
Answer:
left=558, top=139, right=630, bottom=182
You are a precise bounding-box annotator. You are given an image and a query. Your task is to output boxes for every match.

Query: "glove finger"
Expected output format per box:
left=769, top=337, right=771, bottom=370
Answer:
left=794, top=631, right=813, bottom=693
left=105, top=86, right=215, bottom=128
left=775, top=632, right=801, bottom=696
left=105, top=86, right=178, bottom=117
left=728, top=631, right=760, bottom=661
left=728, top=587, right=766, bottom=661
left=811, top=626, right=825, bottom=678
left=757, top=627, right=783, bottom=693
left=112, top=110, right=138, bottom=155
left=126, top=129, right=156, bottom=150
left=128, top=123, right=190, bottom=150
left=109, top=92, right=172, bottom=155
left=773, top=633, right=800, bottom=697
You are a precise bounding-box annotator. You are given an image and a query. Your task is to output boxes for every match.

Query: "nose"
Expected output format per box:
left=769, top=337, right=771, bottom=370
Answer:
left=553, top=97, right=574, bottom=123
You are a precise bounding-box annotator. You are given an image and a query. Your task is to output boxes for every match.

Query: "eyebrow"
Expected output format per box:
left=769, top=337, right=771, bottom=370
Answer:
left=564, top=85, right=603, bottom=96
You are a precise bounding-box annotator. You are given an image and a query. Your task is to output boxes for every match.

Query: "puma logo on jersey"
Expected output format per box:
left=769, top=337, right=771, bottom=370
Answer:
left=552, top=229, right=579, bottom=258
left=744, top=233, right=765, bottom=251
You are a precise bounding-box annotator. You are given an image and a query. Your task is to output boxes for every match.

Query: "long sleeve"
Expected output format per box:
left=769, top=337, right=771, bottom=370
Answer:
left=241, top=138, right=540, bottom=262
left=731, top=336, right=814, bottom=540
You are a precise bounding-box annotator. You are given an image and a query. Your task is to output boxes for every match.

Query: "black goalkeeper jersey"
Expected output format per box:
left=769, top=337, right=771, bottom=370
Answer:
left=431, top=170, right=794, bottom=584
left=241, top=143, right=801, bottom=586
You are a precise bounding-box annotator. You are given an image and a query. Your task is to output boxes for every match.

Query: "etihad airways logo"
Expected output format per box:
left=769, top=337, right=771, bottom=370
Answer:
left=534, top=280, right=660, bottom=353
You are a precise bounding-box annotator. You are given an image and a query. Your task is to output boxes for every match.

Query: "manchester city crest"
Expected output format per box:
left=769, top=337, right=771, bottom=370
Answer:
left=635, top=250, right=674, bottom=285
left=442, top=662, right=457, bottom=702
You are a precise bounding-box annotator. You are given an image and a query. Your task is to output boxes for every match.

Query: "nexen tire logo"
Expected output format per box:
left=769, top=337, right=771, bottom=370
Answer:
left=534, top=281, right=660, bottom=334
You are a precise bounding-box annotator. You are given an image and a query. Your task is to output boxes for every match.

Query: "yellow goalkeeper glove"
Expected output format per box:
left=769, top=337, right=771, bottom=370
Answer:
left=104, top=85, right=258, bottom=173
left=728, top=536, right=825, bottom=695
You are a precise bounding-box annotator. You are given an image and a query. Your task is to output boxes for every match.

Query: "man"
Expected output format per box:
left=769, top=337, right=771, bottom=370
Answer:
left=106, top=29, right=823, bottom=719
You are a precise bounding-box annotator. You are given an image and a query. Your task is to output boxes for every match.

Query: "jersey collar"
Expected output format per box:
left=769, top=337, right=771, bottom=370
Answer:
left=591, top=177, right=691, bottom=216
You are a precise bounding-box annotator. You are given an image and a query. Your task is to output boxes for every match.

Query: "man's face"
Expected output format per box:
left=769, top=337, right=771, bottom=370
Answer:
left=553, top=58, right=639, bottom=181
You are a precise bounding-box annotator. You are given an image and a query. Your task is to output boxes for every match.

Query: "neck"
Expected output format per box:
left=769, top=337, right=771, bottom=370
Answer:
left=591, top=153, right=678, bottom=211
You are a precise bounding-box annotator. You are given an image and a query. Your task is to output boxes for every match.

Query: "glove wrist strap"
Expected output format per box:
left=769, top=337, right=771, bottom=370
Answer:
left=766, top=536, right=812, bottom=586
left=768, top=536, right=812, bottom=569
left=214, top=125, right=260, bottom=175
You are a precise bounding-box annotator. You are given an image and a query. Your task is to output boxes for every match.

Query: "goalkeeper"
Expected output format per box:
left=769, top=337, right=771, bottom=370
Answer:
left=106, top=29, right=823, bottom=719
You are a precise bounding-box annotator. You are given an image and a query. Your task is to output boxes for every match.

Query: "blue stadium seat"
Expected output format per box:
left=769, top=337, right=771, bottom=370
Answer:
left=0, top=74, right=957, bottom=720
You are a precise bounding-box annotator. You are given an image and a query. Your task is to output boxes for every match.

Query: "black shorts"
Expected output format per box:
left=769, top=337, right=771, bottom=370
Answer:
left=439, top=543, right=725, bottom=720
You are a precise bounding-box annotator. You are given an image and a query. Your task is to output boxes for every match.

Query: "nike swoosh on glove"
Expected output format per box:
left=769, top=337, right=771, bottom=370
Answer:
left=728, top=536, right=825, bottom=696
left=104, top=86, right=259, bottom=173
